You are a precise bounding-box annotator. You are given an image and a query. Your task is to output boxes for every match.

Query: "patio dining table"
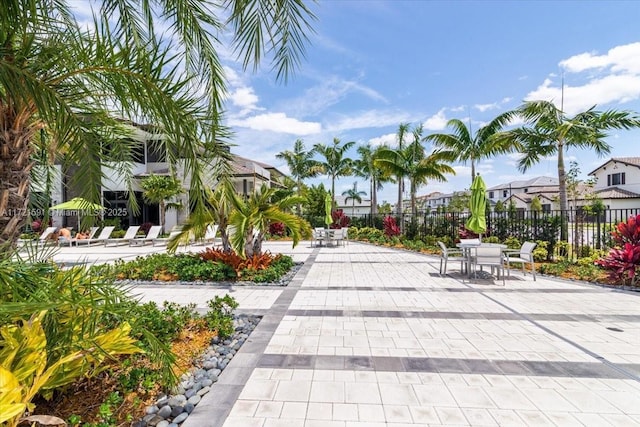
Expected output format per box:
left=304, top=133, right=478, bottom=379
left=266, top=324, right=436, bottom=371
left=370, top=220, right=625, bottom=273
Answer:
left=456, top=241, right=507, bottom=278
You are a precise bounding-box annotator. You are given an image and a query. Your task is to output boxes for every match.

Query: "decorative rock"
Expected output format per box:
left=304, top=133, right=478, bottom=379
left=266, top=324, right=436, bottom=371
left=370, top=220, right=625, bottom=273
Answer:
left=197, top=386, right=210, bottom=396
left=201, top=379, right=213, bottom=387
left=184, top=388, right=196, bottom=399
left=146, top=415, right=164, bottom=426
left=168, top=424, right=179, bottom=427
left=168, top=395, right=187, bottom=407
left=156, top=396, right=169, bottom=407
left=172, top=412, right=189, bottom=424
left=170, top=405, right=184, bottom=417
left=184, top=402, right=195, bottom=414
left=146, top=405, right=159, bottom=415
left=187, top=395, right=201, bottom=406
left=157, top=405, right=172, bottom=419
left=156, top=421, right=170, bottom=427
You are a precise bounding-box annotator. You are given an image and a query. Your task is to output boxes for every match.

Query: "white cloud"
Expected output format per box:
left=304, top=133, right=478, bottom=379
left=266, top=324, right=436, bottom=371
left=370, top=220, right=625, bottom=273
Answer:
left=525, top=42, right=640, bottom=115
left=228, top=86, right=260, bottom=115
left=423, top=109, right=448, bottom=130
left=560, top=42, right=640, bottom=74
left=525, top=74, right=640, bottom=115
left=228, top=113, right=321, bottom=135
left=450, top=105, right=466, bottom=112
left=369, top=133, right=396, bottom=146
left=327, top=110, right=412, bottom=132
left=474, top=103, right=499, bottom=112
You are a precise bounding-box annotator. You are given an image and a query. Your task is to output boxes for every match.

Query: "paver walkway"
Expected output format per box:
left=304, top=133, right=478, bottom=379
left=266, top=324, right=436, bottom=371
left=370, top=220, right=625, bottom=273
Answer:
left=56, top=241, right=640, bottom=426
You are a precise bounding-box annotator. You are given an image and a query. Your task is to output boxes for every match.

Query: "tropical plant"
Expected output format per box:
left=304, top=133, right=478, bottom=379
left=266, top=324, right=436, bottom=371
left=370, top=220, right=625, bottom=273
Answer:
left=313, top=138, right=355, bottom=210
left=354, top=144, right=388, bottom=216
left=383, top=216, right=400, bottom=237
left=276, top=139, right=322, bottom=214
left=426, top=112, right=515, bottom=185
left=227, top=183, right=311, bottom=258
left=376, top=124, right=455, bottom=217
left=0, top=0, right=315, bottom=254
left=140, top=174, right=182, bottom=233
left=331, top=209, right=350, bottom=229
left=342, top=181, right=366, bottom=217
left=392, top=123, right=411, bottom=216
left=498, top=100, right=640, bottom=241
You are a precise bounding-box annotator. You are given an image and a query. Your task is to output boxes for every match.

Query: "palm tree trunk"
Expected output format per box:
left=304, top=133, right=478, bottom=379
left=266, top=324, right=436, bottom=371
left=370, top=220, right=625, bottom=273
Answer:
left=557, top=140, right=569, bottom=245
left=0, top=107, right=36, bottom=253
left=371, top=176, right=377, bottom=216
left=397, top=176, right=403, bottom=216
left=471, top=159, right=476, bottom=184
left=159, top=200, right=166, bottom=233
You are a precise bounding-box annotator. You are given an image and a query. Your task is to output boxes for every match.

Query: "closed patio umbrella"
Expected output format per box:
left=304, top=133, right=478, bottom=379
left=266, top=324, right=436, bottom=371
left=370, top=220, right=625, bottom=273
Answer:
left=324, top=193, right=333, bottom=228
left=466, top=174, right=487, bottom=237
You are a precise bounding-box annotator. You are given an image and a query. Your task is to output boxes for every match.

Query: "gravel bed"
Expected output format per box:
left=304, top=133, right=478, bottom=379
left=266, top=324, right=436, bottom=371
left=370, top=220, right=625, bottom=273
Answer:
left=133, top=314, right=261, bottom=427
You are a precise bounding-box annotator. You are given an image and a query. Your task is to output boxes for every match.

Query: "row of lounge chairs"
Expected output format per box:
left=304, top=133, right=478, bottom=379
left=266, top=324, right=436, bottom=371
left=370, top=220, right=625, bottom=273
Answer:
left=32, top=224, right=219, bottom=247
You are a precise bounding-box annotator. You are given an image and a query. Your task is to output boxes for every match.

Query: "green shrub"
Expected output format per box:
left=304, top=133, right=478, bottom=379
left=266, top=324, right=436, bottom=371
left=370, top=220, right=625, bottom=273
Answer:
left=503, top=236, right=521, bottom=249
left=205, top=295, right=238, bottom=339
left=483, top=236, right=500, bottom=244
left=532, top=240, right=549, bottom=262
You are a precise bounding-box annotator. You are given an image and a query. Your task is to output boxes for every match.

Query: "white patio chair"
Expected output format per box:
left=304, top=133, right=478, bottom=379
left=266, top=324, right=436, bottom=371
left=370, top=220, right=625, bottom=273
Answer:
left=504, top=241, right=537, bottom=281
left=67, top=226, right=99, bottom=247
left=129, top=225, right=162, bottom=246
left=74, top=226, right=115, bottom=246
left=311, top=227, right=325, bottom=247
left=105, top=226, right=140, bottom=246
left=35, top=226, right=58, bottom=246
left=437, top=241, right=464, bottom=276
left=472, top=246, right=505, bottom=285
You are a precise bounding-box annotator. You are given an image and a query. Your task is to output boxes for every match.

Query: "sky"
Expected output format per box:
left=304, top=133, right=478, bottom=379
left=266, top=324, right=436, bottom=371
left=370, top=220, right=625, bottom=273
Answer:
left=222, top=0, right=640, bottom=204
left=72, top=1, right=640, bottom=205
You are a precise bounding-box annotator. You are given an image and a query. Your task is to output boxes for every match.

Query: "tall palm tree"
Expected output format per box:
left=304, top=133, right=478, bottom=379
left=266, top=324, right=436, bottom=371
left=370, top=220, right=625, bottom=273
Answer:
left=342, top=181, right=367, bottom=217
left=354, top=144, right=388, bottom=217
left=376, top=125, right=455, bottom=217
left=425, top=112, right=515, bottom=185
left=275, top=139, right=322, bottom=214
left=0, top=0, right=315, bottom=253
left=499, top=100, right=640, bottom=241
left=313, top=137, right=355, bottom=210
left=393, top=123, right=411, bottom=215
left=140, top=174, right=183, bottom=233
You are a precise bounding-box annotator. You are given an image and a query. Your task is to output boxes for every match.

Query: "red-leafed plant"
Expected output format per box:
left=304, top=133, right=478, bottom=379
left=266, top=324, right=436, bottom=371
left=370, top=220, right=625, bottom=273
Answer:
left=458, top=225, right=479, bottom=240
left=331, top=209, right=350, bottom=229
left=383, top=216, right=400, bottom=237
left=269, top=221, right=286, bottom=236
left=596, top=214, right=640, bottom=287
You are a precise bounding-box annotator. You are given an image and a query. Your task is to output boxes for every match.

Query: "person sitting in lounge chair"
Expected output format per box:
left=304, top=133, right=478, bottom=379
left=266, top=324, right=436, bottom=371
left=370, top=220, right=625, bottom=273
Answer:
left=74, top=230, right=90, bottom=240
left=58, top=227, right=72, bottom=243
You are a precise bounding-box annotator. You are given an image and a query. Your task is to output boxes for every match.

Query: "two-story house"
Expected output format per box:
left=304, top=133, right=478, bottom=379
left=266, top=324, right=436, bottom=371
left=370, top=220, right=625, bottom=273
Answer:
left=588, top=157, right=640, bottom=211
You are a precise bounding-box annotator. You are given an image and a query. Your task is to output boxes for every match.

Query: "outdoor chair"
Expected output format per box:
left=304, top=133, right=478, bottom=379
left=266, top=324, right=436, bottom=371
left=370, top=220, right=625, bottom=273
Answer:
left=129, top=225, right=162, bottom=246
left=105, top=226, right=140, bottom=246
left=35, top=226, right=58, bottom=246
left=311, top=227, right=325, bottom=247
left=504, top=241, right=537, bottom=281
left=66, top=226, right=99, bottom=247
left=472, top=246, right=505, bottom=285
left=74, top=226, right=116, bottom=246
left=193, top=224, right=218, bottom=246
left=438, top=241, right=464, bottom=276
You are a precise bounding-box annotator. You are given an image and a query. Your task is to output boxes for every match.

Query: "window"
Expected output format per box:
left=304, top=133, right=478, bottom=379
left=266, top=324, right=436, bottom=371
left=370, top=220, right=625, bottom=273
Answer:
left=488, top=191, right=494, bottom=199
left=607, top=173, right=625, bottom=186
left=524, top=188, right=528, bottom=193
left=503, top=190, right=508, bottom=198
left=146, top=140, right=167, bottom=163
left=542, top=204, right=551, bottom=213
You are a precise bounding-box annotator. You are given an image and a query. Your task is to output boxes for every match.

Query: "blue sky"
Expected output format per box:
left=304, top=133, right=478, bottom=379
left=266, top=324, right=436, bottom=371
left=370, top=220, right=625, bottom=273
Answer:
left=223, top=0, right=640, bottom=203
left=72, top=1, right=640, bottom=204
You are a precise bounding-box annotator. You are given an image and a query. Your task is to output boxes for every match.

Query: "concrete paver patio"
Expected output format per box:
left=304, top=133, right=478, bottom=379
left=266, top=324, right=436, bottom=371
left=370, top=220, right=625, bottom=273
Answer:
left=49, top=240, right=640, bottom=426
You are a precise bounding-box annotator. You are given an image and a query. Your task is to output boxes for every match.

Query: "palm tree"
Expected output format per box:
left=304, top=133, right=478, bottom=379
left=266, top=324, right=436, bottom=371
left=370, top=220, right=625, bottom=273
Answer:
left=500, top=100, right=640, bottom=241
left=313, top=138, right=355, bottom=209
left=342, top=182, right=367, bottom=217
left=354, top=144, right=388, bottom=217
left=275, top=139, right=322, bottom=214
left=425, top=112, right=515, bottom=185
left=140, top=174, right=183, bottom=233
left=0, top=0, right=315, bottom=253
left=227, top=183, right=310, bottom=258
left=376, top=124, right=455, bottom=217
left=393, top=123, right=411, bottom=215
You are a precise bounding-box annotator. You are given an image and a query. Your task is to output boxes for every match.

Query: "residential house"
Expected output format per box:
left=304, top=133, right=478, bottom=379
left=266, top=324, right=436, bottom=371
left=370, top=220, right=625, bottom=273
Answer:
left=335, top=195, right=372, bottom=218
left=588, top=157, right=640, bottom=217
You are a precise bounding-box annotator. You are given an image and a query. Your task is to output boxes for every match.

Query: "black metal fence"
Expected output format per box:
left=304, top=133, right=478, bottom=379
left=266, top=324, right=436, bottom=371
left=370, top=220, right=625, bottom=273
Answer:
left=347, top=208, right=640, bottom=261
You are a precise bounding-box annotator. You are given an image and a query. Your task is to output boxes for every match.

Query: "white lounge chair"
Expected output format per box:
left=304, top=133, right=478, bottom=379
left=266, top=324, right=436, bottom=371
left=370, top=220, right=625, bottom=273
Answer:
left=129, top=225, right=162, bottom=246
left=153, top=226, right=183, bottom=246
left=75, top=226, right=115, bottom=246
left=105, top=226, right=140, bottom=246
left=193, top=224, right=218, bottom=246
left=65, top=226, right=99, bottom=247
left=35, top=226, right=57, bottom=246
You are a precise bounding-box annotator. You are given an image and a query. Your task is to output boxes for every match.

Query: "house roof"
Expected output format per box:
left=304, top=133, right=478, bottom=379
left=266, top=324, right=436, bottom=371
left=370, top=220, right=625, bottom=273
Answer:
left=588, top=157, right=640, bottom=176
left=594, top=186, right=640, bottom=199
left=487, top=176, right=558, bottom=191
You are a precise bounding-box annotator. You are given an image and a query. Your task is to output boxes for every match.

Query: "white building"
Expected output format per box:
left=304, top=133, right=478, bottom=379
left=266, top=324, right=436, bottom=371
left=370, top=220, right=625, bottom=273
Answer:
left=335, top=195, right=372, bottom=217
left=588, top=157, right=640, bottom=210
